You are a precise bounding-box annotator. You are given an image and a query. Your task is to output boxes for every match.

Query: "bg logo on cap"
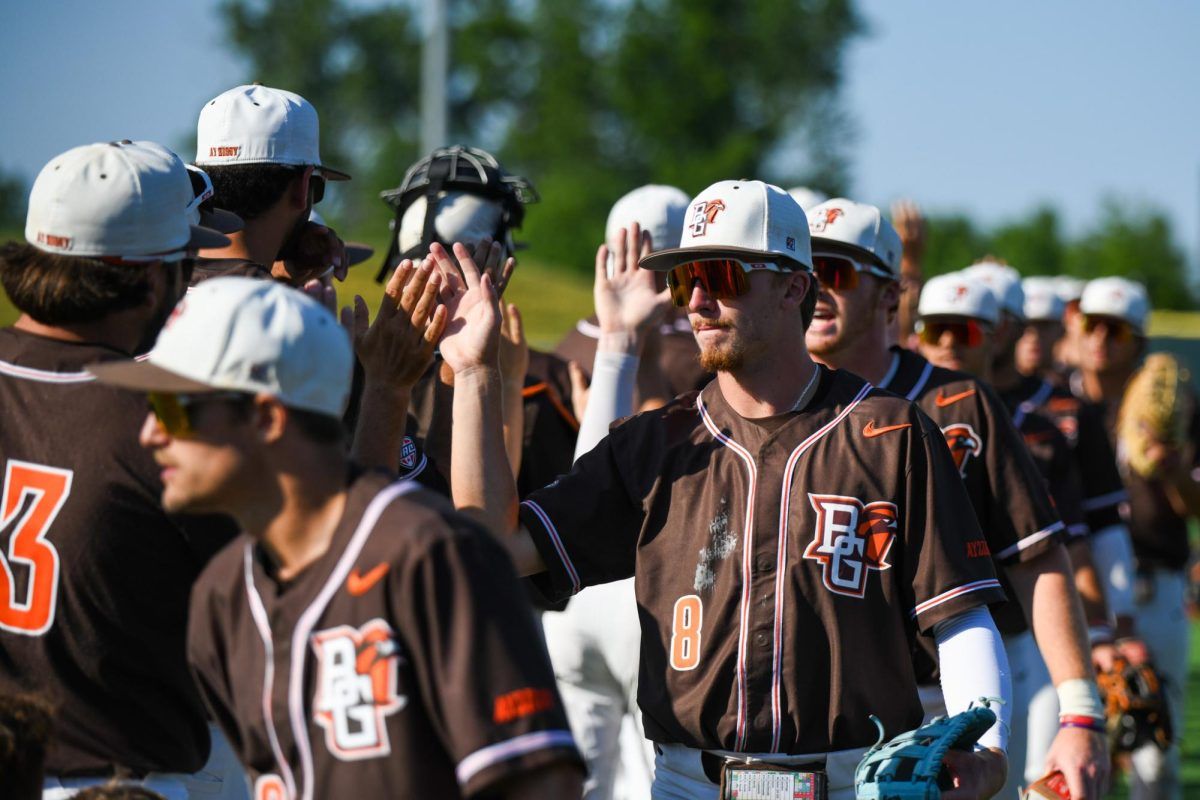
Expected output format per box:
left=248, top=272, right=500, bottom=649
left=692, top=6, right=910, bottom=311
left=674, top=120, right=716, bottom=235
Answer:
left=689, top=199, right=726, bottom=237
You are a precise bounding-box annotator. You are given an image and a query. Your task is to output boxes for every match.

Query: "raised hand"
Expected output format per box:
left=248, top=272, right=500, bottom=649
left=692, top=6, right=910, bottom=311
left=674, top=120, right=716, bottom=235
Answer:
left=278, top=221, right=349, bottom=285
left=595, top=222, right=671, bottom=338
left=498, top=301, right=529, bottom=389
left=432, top=241, right=501, bottom=374
left=341, top=258, right=446, bottom=389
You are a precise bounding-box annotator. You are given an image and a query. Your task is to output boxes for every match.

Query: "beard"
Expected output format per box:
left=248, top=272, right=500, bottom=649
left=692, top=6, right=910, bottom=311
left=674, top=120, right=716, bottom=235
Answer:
left=694, top=318, right=768, bottom=372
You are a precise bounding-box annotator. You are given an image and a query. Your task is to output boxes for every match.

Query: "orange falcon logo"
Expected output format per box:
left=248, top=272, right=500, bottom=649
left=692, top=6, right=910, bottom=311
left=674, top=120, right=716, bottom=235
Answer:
left=347, top=562, right=389, bottom=596
left=934, top=387, right=976, bottom=407
left=808, top=207, right=844, bottom=233
left=689, top=199, right=726, bottom=237
left=941, top=423, right=983, bottom=477
left=863, top=420, right=912, bottom=438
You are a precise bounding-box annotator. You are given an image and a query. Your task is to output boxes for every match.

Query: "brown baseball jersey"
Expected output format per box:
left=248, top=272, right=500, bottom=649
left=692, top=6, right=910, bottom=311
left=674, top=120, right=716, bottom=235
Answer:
left=555, top=314, right=711, bottom=402
left=0, top=327, right=236, bottom=776
left=188, top=470, right=582, bottom=799
left=1000, top=397, right=1088, bottom=541
left=410, top=351, right=579, bottom=496
left=1004, top=374, right=1127, bottom=534
left=519, top=366, right=1004, bottom=755
left=876, top=348, right=1065, bottom=639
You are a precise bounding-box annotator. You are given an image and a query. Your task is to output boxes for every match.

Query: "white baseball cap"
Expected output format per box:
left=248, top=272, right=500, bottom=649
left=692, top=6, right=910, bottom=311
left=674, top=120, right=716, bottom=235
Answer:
left=606, top=185, right=690, bottom=252
left=184, top=164, right=243, bottom=234
left=1079, top=277, right=1150, bottom=334
left=89, top=277, right=352, bottom=418
left=1022, top=276, right=1065, bottom=322
left=918, top=272, right=1000, bottom=325
left=195, top=84, right=350, bottom=180
left=806, top=198, right=902, bottom=276
left=25, top=141, right=229, bottom=260
left=397, top=191, right=503, bottom=254
left=963, top=260, right=1024, bottom=319
left=640, top=179, right=811, bottom=272
left=786, top=186, right=827, bottom=212
left=1054, top=275, right=1087, bottom=305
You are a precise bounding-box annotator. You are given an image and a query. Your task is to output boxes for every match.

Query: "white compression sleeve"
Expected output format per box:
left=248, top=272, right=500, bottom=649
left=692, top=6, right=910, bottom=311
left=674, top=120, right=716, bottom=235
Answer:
left=573, top=350, right=639, bottom=463
left=1087, top=523, right=1136, bottom=619
left=933, top=606, right=1012, bottom=751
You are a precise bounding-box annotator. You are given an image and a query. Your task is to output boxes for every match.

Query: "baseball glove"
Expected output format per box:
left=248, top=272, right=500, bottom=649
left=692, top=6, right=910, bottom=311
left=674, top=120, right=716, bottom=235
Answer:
left=854, top=701, right=997, bottom=800
left=1117, top=353, right=1194, bottom=479
left=1096, top=655, right=1173, bottom=752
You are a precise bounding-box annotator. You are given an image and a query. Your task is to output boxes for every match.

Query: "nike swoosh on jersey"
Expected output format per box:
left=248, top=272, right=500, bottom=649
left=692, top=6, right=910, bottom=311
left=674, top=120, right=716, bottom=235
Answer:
left=934, top=388, right=976, bottom=407
left=346, top=562, right=390, bottom=596
left=862, top=420, right=912, bottom=438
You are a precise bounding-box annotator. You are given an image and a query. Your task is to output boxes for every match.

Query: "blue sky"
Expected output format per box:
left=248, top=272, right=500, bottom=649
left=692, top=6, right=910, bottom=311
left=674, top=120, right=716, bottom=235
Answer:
left=3, top=0, right=1197, bottom=268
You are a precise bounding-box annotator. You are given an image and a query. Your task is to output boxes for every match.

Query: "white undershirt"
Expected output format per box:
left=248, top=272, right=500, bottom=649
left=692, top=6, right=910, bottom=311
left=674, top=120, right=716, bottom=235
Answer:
left=932, top=606, right=1012, bottom=751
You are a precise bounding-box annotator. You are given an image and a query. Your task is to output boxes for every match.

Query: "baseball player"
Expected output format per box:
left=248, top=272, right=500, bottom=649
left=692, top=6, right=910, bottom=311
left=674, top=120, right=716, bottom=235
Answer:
left=440, top=180, right=1013, bottom=800
left=555, top=185, right=711, bottom=408
left=90, top=277, right=585, bottom=800
left=997, top=276, right=1134, bottom=649
left=1071, top=277, right=1197, bottom=800
left=0, top=141, right=242, bottom=798
left=803, top=200, right=1108, bottom=800
left=191, top=84, right=349, bottom=288
left=1052, top=276, right=1089, bottom=380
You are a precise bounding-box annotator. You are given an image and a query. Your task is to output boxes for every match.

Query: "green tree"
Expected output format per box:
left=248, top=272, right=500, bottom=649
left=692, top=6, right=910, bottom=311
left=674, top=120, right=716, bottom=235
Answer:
left=0, top=168, right=26, bottom=234
left=1066, top=199, right=1194, bottom=310
left=219, top=0, right=864, bottom=270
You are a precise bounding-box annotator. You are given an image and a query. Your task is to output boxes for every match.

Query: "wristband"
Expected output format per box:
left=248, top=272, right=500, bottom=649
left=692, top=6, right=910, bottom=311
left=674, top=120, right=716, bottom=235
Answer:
left=1059, top=714, right=1106, bottom=734
left=1056, top=678, right=1105, bottom=720
left=1088, top=624, right=1114, bottom=646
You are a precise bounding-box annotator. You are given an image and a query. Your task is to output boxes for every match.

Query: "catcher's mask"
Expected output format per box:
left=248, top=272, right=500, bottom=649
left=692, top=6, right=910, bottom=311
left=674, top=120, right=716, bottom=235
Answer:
left=375, top=145, right=538, bottom=283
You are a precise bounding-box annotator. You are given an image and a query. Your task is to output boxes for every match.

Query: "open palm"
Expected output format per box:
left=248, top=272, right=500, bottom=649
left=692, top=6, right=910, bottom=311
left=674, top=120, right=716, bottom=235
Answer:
left=595, top=222, right=672, bottom=335
left=432, top=242, right=501, bottom=373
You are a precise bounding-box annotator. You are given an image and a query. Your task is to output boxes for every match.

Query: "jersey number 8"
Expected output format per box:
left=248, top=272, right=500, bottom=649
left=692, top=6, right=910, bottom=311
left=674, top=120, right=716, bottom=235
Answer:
left=0, top=460, right=72, bottom=636
left=669, top=594, right=703, bottom=671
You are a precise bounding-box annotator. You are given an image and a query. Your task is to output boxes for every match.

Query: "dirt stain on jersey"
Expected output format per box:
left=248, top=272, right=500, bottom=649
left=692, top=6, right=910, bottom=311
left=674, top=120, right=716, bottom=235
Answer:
left=694, top=498, right=737, bottom=592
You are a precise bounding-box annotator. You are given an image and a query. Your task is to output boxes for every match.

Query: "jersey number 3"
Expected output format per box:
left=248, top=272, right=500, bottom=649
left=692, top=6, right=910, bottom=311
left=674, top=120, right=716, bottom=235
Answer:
left=669, top=594, right=703, bottom=671
left=0, top=460, right=72, bottom=636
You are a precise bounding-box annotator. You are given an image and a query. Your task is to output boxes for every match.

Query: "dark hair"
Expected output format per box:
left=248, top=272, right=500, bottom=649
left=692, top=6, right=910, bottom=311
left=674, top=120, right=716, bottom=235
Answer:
left=205, top=164, right=302, bottom=221
left=289, top=407, right=346, bottom=446
left=0, top=242, right=152, bottom=325
left=0, top=692, right=55, bottom=800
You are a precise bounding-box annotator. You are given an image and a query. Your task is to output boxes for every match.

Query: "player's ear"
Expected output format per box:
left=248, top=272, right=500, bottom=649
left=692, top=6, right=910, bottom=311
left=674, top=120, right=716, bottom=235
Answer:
left=288, top=166, right=314, bottom=211
left=780, top=270, right=812, bottom=309
left=253, top=394, right=288, bottom=445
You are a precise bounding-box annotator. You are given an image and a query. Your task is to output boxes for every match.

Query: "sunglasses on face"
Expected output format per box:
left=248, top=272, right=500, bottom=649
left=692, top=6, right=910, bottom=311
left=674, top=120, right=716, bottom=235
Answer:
left=915, top=319, right=990, bottom=348
left=308, top=172, right=326, bottom=205
left=811, top=252, right=894, bottom=291
left=665, top=258, right=789, bottom=307
left=148, top=391, right=249, bottom=438
left=1081, top=315, right=1134, bottom=343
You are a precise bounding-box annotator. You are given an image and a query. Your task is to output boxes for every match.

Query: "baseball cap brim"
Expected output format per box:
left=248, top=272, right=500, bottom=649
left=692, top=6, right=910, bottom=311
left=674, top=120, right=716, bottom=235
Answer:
left=810, top=240, right=896, bottom=277
left=200, top=208, right=244, bottom=235
left=346, top=242, right=374, bottom=267
left=188, top=224, right=232, bottom=251
left=88, top=359, right=221, bottom=393
left=640, top=245, right=808, bottom=273
left=316, top=165, right=351, bottom=182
